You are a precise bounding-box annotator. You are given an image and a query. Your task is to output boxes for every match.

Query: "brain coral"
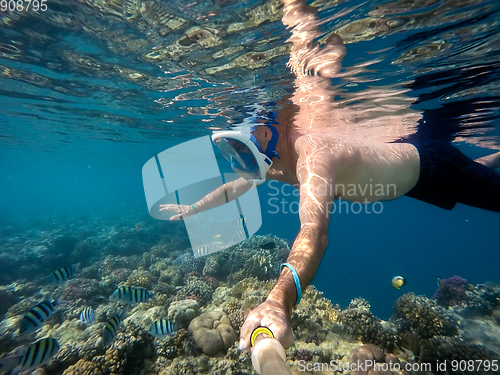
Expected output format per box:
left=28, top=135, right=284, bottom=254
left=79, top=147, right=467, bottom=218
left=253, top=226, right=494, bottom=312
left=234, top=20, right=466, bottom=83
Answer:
left=188, top=311, right=238, bottom=356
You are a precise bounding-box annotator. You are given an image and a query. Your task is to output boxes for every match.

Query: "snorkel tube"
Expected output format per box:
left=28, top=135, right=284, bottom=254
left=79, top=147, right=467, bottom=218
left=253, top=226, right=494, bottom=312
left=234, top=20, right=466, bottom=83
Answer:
left=250, top=327, right=292, bottom=375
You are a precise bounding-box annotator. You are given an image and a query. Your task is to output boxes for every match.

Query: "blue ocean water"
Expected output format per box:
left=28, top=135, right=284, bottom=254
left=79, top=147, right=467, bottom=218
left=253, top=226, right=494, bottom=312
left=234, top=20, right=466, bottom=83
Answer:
left=1, top=0, right=500, bottom=324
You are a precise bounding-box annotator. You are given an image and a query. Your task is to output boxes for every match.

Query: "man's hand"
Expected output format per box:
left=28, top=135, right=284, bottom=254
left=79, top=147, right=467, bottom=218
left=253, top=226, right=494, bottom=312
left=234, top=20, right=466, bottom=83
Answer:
left=159, top=204, right=196, bottom=221
left=238, top=298, right=292, bottom=351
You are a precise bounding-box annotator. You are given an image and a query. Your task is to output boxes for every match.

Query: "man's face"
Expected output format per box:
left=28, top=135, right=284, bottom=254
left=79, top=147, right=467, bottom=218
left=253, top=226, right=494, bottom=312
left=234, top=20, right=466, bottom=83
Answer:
left=251, top=126, right=272, bottom=152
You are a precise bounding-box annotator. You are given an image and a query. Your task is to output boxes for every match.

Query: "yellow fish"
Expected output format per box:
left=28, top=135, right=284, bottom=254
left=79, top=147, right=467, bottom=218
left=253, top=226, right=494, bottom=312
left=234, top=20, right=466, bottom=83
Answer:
left=391, top=276, right=406, bottom=289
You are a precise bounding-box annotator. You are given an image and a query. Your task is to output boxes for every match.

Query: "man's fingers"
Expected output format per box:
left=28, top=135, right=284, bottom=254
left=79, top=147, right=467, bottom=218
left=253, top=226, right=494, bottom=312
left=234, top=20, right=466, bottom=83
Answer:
left=238, top=320, right=254, bottom=350
left=270, top=322, right=293, bottom=348
left=160, top=204, right=180, bottom=213
left=169, top=214, right=181, bottom=221
left=238, top=314, right=262, bottom=351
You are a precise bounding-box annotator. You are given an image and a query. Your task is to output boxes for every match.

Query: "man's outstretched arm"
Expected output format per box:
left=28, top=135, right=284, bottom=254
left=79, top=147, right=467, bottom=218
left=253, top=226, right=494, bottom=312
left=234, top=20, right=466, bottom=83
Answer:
left=239, top=137, right=336, bottom=349
left=159, top=177, right=254, bottom=220
left=268, top=138, right=334, bottom=311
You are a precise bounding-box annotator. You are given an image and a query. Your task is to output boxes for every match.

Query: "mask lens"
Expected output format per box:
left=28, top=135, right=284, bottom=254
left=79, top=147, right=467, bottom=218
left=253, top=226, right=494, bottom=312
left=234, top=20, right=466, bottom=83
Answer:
left=215, top=138, right=261, bottom=180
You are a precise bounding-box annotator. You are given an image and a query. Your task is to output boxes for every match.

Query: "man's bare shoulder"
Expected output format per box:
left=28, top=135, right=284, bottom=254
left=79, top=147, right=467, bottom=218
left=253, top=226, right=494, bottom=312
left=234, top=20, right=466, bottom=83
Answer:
left=294, top=133, right=358, bottom=156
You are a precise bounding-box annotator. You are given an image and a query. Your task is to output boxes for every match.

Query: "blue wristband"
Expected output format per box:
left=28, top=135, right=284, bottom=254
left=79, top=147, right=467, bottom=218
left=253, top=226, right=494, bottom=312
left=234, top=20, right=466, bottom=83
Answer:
left=280, top=263, right=302, bottom=305
left=191, top=204, right=199, bottom=213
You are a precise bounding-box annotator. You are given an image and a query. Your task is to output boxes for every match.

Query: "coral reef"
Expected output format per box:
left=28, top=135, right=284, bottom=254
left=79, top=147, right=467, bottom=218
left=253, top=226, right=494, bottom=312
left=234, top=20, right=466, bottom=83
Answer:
left=176, top=274, right=217, bottom=306
left=338, top=298, right=396, bottom=352
left=188, top=311, right=238, bottom=356
left=348, top=344, right=423, bottom=375
left=64, top=278, right=104, bottom=303
left=167, top=299, right=200, bottom=328
left=432, top=275, right=470, bottom=308
left=173, top=253, right=204, bottom=275
left=124, top=270, right=158, bottom=290
left=460, top=281, right=500, bottom=316
left=392, top=293, right=458, bottom=339
left=2, top=222, right=500, bottom=375
left=158, top=266, right=183, bottom=286
left=0, top=285, right=17, bottom=319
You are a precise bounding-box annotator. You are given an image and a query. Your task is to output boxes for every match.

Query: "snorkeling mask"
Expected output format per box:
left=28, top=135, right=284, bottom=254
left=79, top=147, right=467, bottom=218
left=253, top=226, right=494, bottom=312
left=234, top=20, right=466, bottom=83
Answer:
left=212, top=123, right=280, bottom=185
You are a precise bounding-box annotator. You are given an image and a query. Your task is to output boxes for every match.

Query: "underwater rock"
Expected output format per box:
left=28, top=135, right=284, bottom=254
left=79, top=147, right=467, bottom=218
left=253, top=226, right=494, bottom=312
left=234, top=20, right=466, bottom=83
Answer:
left=168, top=299, right=200, bottom=328
left=348, top=344, right=415, bottom=375
left=188, top=311, right=237, bottom=356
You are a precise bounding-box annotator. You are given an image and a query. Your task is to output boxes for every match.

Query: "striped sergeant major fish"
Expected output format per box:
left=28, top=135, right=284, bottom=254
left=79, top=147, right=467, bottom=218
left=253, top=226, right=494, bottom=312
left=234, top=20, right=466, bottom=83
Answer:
left=109, top=286, right=155, bottom=304
left=234, top=230, right=246, bottom=242
left=79, top=307, right=96, bottom=325
left=148, top=319, right=176, bottom=339
left=0, top=337, right=60, bottom=375
left=101, top=306, right=128, bottom=347
left=194, top=246, right=210, bottom=258
left=235, top=217, right=250, bottom=227
left=19, top=291, right=65, bottom=334
left=48, top=264, right=80, bottom=284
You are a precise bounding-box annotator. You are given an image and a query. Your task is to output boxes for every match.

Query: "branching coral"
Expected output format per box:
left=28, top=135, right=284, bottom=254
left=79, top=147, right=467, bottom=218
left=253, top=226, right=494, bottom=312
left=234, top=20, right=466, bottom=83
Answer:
left=432, top=275, right=470, bottom=308
left=338, top=298, right=396, bottom=352
left=392, top=293, right=458, bottom=339
left=173, top=253, right=204, bottom=275
left=124, top=270, right=158, bottom=290
left=177, top=275, right=216, bottom=306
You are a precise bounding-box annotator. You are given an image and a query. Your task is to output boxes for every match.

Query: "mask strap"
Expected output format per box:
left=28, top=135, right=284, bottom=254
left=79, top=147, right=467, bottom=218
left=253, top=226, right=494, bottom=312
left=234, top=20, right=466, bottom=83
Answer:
left=250, top=124, right=281, bottom=160
left=264, top=124, right=280, bottom=160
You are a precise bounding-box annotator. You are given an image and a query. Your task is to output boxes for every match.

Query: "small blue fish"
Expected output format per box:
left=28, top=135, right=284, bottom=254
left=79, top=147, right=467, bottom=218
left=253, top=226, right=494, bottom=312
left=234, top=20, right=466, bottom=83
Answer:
left=149, top=319, right=176, bottom=339
left=48, top=264, right=80, bottom=284
left=101, top=306, right=128, bottom=347
left=19, top=296, right=63, bottom=334
left=0, top=337, right=60, bottom=375
left=109, top=286, right=155, bottom=304
left=79, top=307, right=96, bottom=325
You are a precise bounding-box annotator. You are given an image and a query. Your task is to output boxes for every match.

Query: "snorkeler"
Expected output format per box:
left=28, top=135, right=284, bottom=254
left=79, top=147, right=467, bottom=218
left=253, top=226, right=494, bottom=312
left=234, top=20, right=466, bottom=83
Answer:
left=160, top=0, right=500, bottom=351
